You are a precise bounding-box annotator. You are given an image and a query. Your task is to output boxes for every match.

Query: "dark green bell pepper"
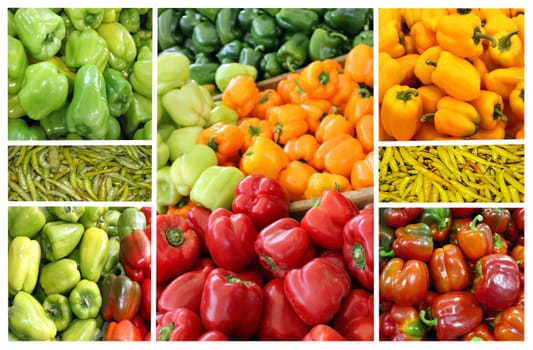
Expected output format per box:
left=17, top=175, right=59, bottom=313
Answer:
left=8, top=118, right=47, bottom=141
left=196, top=8, right=220, bottom=23
left=97, top=22, right=137, bottom=71
left=237, top=8, right=261, bottom=31
left=61, top=318, right=99, bottom=341
left=39, top=258, right=81, bottom=295
left=277, top=33, right=309, bottom=72
left=18, top=61, right=69, bottom=121
left=308, top=27, right=349, bottom=61
left=123, top=92, right=152, bottom=138
left=189, top=62, right=220, bottom=85
left=250, top=14, right=281, bottom=51
left=260, top=52, right=284, bottom=79
left=43, top=293, right=73, bottom=332
left=8, top=35, right=28, bottom=95
left=192, top=21, right=222, bottom=55
left=14, top=8, right=65, bottom=60
left=9, top=291, right=57, bottom=340
left=133, top=30, right=153, bottom=51
left=39, top=105, right=68, bottom=139
left=275, top=8, right=319, bottom=35
left=8, top=236, right=41, bottom=296
left=8, top=206, right=47, bottom=238
left=64, top=8, right=104, bottom=31
left=79, top=227, right=109, bottom=282
left=239, top=47, right=264, bottom=72
left=65, top=29, right=109, bottom=72
left=40, top=221, right=85, bottom=262
left=324, top=8, right=371, bottom=36
left=117, top=207, right=147, bottom=239
left=179, top=9, right=205, bottom=37
left=216, top=39, right=247, bottom=64
left=66, top=63, right=110, bottom=140
left=103, top=68, right=133, bottom=117
left=353, top=29, right=374, bottom=47
left=129, top=45, right=152, bottom=98
left=69, top=279, right=102, bottom=319
left=158, top=9, right=183, bottom=50
left=216, top=8, right=243, bottom=44
left=51, top=206, right=86, bottom=223
left=119, top=8, right=141, bottom=33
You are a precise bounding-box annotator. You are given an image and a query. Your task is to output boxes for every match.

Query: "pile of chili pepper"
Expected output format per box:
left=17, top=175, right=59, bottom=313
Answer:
left=8, top=145, right=152, bottom=202
left=8, top=206, right=152, bottom=341
left=156, top=174, right=374, bottom=341
left=379, top=207, right=524, bottom=340
left=379, top=144, right=524, bottom=203
left=379, top=8, right=524, bottom=140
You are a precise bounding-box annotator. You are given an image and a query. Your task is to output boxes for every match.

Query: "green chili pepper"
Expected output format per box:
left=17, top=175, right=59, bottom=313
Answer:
left=39, top=258, right=81, bottom=295
left=277, top=33, right=310, bottom=72
left=68, top=279, right=102, bottom=319
left=9, top=291, right=57, bottom=340
left=43, top=294, right=73, bottom=332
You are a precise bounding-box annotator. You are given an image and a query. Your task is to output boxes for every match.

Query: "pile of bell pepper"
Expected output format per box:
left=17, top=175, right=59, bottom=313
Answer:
left=156, top=175, right=374, bottom=340
left=8, top=8, right=153, bottom=140
left=8, top=206, right=152, bottom=341
left=378, top=8, right=524, bottom=140
left=157, top=8, right=373, bottom=91
left=379, top=207, right=524, bottom=340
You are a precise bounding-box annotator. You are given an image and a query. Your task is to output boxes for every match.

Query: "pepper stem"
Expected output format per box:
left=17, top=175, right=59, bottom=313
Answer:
left=470, top=214, right=484, bottom=230
left=425, top=59, right=437, bottom=67
left=497, top=29, right=519, bottom=50
left=473, top=27, right=497, bottom=48
left=419, top=308, right=438, bottom=327
left=493, top=103, right=508, bottom=123
left=396, top=88, right=418, bottom=102
left=318, top=71, right=331, bottom=86
left=356, top=86, right=372, bottom=99
left=165, top=227, right=184, bottom=247
left=420, top=113, right=435, bottom=123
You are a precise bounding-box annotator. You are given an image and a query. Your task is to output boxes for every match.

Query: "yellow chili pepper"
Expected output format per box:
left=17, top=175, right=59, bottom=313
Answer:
left=421, top=96, right=480, bottom=138
left=470, top=90, right=508, bottom=130
left=413, top=45, right=442, bottom=85
left=303, top=172, right=352, bottom=199
left=509, top=81, right=524, bottom=119
left=380, top=85, right=423, bottom=141
left=379, top=20, right=406, bottom=58
left=483, top=67, right=524, bottom=100
left=488, top=29, right=524, bottom=67
left=426, top=50, right=481, bottom=101
left=435, top=13, right=497, bottom=58
left=239, top=136, right=288, bottom=179
left=378, top=52, right=405, bottom=102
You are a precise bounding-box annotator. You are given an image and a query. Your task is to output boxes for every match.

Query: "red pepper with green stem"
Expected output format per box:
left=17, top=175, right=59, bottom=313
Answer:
left=380, top=208, right=422, bottom=228
left=380, top=257, right=429, bottom=306
left=392, top=222, right=434, bottom=263
left=418, top=208, right=452, bottom=242
left=379, top=304, right=428, bottom=341
left=120, top=228, right=151, bottom=282
left=456, top=214, right=494, bottom=261
left=429, top=244, right=471, bottom=294
left=461, top=323, right=495, bottom=341
left=342, top=209, right=374, bottom=290
left=156, top=307, right=205, bottom=341
left=481, top=208, right=511, bottom=234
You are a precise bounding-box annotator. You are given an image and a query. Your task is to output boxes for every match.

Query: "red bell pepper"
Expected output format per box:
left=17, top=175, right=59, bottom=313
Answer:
left=140, top=278, right=151, bottom=321
left=206, top=208, right=258, bottom=272
left=456, top=214, right=494, bottom=260
left=512, top=208, right=524, bottom=231
left=381, top=208, right=422, bottom=228
left=461, top=323, right=495, bottom=341
left=379, top=304, right=427, bottom=341
left=492, top=232, right=509, bottom=254
left=379, top=257, right=429, bottom=306
left=333, top=288, right=373, bottom=339
left=100, top=270, right=141, bottom=321
left=429, top=243, right=470, bottom=293
left=473, top=253, right=521, bottom=311
left=232, top=174, right=290, bottom=230
left=186, top=205, right=211, bottom=255
left=418, top=208, right=452, bottom=241
left=481, top=208, right=511, bottom=234
left=236, top=268, right=264, bottom=287
left=419, top=291, right=483, bottom=340
left=300, top=189, right=359, bottom=250
left=131, top=314, right=149, bottom=340
left=120, top=228, right=151, bottom=282
left=392, top=222, right=434, bottom=262
left=493, top=306, right=524, bottom=341
left=198, top=330, right=228, bottom=341
left=156, top=307, right=205, bottom=341
left=450, top=208, right=479, bottom=218
left=342, top=317, right=374, bottom=341
left=141, top=206, right=152, bottom=225
left=103, top=319, right=143, bottom=341
left=200, top=267, right=263, bottom=339
left=504, top=216, right=521, bottom=245
left=448, top=216, right=473, bottom=245
left=284, top=257, right=351, bottom=325
left=302, top=324, right=346, bottom=341
left=256, top=278, right=311, bottom=340
left=342, top=210, right=374, bottom=290
left=255, top=217, right=314, bottom=278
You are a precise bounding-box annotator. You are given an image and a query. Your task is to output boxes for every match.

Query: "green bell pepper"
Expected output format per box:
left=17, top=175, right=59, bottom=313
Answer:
left=162, top=81, right=214, bottom=127
left=170, top=144, right=218, bottom=196
left=8, top=9, right=16, bottom=36
left=103, top=68, right=133, bottom=117
left=51, top=206, right=86, bottom=223
left=189, top=62, right=220, bottom=86
left=43, top=293, right=72, bottom=332
left=192, top=20, right=222, bottom=55
left=196, top=8, right=220, bottom=23
left=102, top=237, right=121, bottom=274
left=214, top=62, right=257, bottom=92
left=8, top=35, right=28, bottom=95
left=97, top=209, right=122, bottom=237
left=275, top=8, right=319, bottom=35
left=239, top=47, right=264, bottom=72
left=165, top=126, right=204, bottom=161
left=65, top=29, right=109, bottom=72
left=40, top=221, right=85, bottom=262
left=216, top=39, right=247, bottom=64
left=39, top=105, right=68, bottom=139
left=190, top=165, right=245, bottom=211
left=133, top=119, right=152, bottom=140
left=79, top=227, right=109, bottom=282
left=130, top=46, right=152, bottom=98
left=158, top=133, right=170, bottom=169
left=79, top=206, right=108, bottom=228
left=47, top=56, right=77, bottom=93
left=18, top=61, right=69, bottom=121
left=8, top=236, right=41, bottom=296
left=119, top=8, right=141, bottom=33
left=158, top=51, right=190, bottom=95
left=9, top=291, right=57, bottom=340
left=323, top=8, right=371, bottom=36
left=277, top=33, right=310, bottom=72
left=64, top=8, right=104, bottom=31
left=124, top=92, right=152, bottom=138
left=157, top=166, right=183, bottom=210
left=8, top=118, right=47, bottom=141
left=14, top=8, right=65, bottom=60
left=66, top=63, right=110, bottom=139
left=8, top=94, right=26, bottom=120
left=250, top=14, right=281, bottom=51
left=206, top=103, right=239, bottom=126
left=97, top=22, right=137, bottom=71
left=39, top=258, right=81, bottom=295
left=61, top=318, right=99, bottom=341
left=117, top=207, right=147, bottom=239
left=103, top=8, right=121, bottom=23
left=216, top=8, right=243, bottom=44
left=133, top=30, right=153, bottom=51
left=353, top=29, right=374, bottom=47
left=308, top=27, right=349, bottom=61
left=106, top=116, right=122, bottom=140
left=237, top=8, right=261, bottom=31
left=260, top=52, right=284, bottom=79
left=69, top=279, right=102, bottom=319
left=8, top=206, right=47, bottom=238
left=158, top=9, right=183, bottom=50
left=179, top=9, right=205, bottom=37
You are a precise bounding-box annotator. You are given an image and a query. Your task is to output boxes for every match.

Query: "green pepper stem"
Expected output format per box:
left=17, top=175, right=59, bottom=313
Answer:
left=473, top=28, right=497, bottom=48
left=470, top=214, right=484, bottom=230
left=498, top=29, right=520, bottom=50
left=493, top=103, right=508, bottom=123
left=396, top=88, right=418, bottom=102
left=420, top=113, right=435, bottom=123
left=379, top=248, right=395, bottom=259
left=165, top=227, right=184, bottom=247
left=425, top=59, right=437, bottom=67
left=158, top=323, right=174, bottom=341
left=318, top=71, right=331, bottom=86
left=419, top=308, right=438, bottom=327
left=356, top=87, right=372, bottom=99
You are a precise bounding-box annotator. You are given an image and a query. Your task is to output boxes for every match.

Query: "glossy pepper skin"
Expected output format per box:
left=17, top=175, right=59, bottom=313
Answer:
left=120, top=228, right=151, bottom=282
left=103, top=319, right=142, bottom=341
left=493, top=306, right=524, bottom=340
left=97, top=22, right=137, bottom=71
left=418, top=208, right=452, bottom=242
left=42, top=293, right=72, bottom=332
left=379, top=304, right=427, bottom=340
left=9, top=291, right=57, bottom=340
left=64, top=8, right=104, bottom=30
left=324, top=8, right=370, bottom=36
left=8, top=118, right=46, bottom=140
left=61, top=318, right=99, bottom=341
left=429, top=244, right=470, bottom=294
left=100, top=271, right=141, bottom=321
left=103, top=67, right=133, bottom=118
left=250, top=13, right=281, bottom=51
left=65, top=29, right=109, bottom=72
left=8, top=236, right=41, bottom=296
left=8, top=35, right=28, bottom=95
left=200, top=268, right=263, bottom=339
left=456, top=214, right=494, bottom=261
left=39, top=258, right=81, bottom=295
left=334, top=288, right=374, bottom=340
left=189, top=165, right=244, bottom=211
left=157, top=307, right=205, bottom=340
left=129, top=46, right=152, bottom=98
left=343, top=209, right=374, bottom=290
left=192, top=21, right=222, bottom=55
left=381, top=208, right=422, bottom=228
left=40, top=221, right=84, bottom=261
left=78, top=227, right=109, bottom=282
left=275, top=8, right=318, bottom=35
left=421, top=96, right=480, bottom=138
left=68, top=279, right=102, bottom=319
left=308, top=27, right=348, bottom=61
left=481, top=208, right=511, bottom=234
left=380, top=85, right=423, bottom=141
left=8, top=207, right=47, bottom=238
left=380, top=257, right=429, bottom=306
left=392, top=223, right=434, bottom=262
left=277, top=33, right=309, bottom=72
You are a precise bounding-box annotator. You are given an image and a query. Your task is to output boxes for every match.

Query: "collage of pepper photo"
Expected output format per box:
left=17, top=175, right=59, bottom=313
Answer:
left=4, top=4, right=527, bottom=345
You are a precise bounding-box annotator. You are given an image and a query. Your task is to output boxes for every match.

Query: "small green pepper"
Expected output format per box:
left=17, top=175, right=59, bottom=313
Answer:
left=214, top=63, right=257, bottom=92
left=308, top=27, right=349, bottom=61
left=97, top=209, right=122, bottom=237
left=157, top=166, right=183, bottom=210
left=206, top=103, right=239, bottom=126
left=8, top=94, right=26, bottom=120
left=79, top=207, right=109, bottom=228
left=158, top=51, right=191, bottom=95
left=9, top=291, right=57, bottom=340
left=102, top=237, right=121, bottom=274
left=250, top=14, right=281, bottom=51
left=170, top=144, right=218, bottom=196
left=179, top=9, right=204, bottom=37
left=40, top=221, right=85, bottom=262
left=123, top=92, right=152, bottom=138
left=162, top=81, right=214, bottom=127
left=196, top=8, right=220, bottom=23
left=165, top=126, right=204, bottom=161
left=43, top=293, right=73, bottom=332
left=353, top=29, right=374, bottom=47
left=39, top=258, right=81, bottom=295
left=237, top=8, right=261, bottom=31
left=189, top=62, right=220, bottom=86
left=324, top=8, right=371, bottom=36
left=68, top=279, right=102, bottom=319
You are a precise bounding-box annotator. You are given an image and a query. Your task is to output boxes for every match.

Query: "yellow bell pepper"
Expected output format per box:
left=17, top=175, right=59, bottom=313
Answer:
left=378, top=52, right=405, bottom=102
left=470, top=90, right=508, bottom=130
left=379, top=8, right=402, bottom=28
left=410, top=21, right=436, bottom=54
left=421, top=96, right=480, bottom=138
left=509, top=81, right=524, bottom=120
left=488, top=29, right=524, bottom=67
left=513, top=13, right=524, bottom=45
left=240, top=136, right=288, bottom=179
left=483, top=66, right=524, bottom=100
left=401, top=8, right=423, bottom=29
left=482, top=14, right=518, bottom=36
left=379, top=20, right=406, bottom=58
left=380, top=84, right=423, bottom=141
left=420, top=8, right=449, bottom=31
left=413, top=45, right=442, bottom=85
left=303, top=172, right=352, bottom=199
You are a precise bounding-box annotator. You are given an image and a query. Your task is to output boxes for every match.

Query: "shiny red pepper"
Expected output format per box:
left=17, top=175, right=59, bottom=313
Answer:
left=481, top=208, right=511, bottom=234
left=450, top=208, right=479, bottom=218
left=100, top=270, right=141, bottom=321
left=156, top=307, right=205, bottom=341
left=418, top=208, right=452, bottom=241
left=156, top=213, right=199, bottom=283
left=379, top=304, right=428, bottom=341
left=131, top=314, right=149, bottom=340
left=302, top=324, right=346, bottom=341
left=232, top=174, right=290, bottom=230
left=381, top=208, right=423, bottom=228
left=493, top=306, right=524, bottom=340
left=492, top=232, right=508, bottom=254
left=197, top=330, right=228, bottom=340
left=429, top=243, right=470, bottom=293
left=120, top=228, right=151, bottom=282
left=512, top=208, right=524, bottom=231
left=300, top=189, right=359, bottom=250
left=392, top=222, right=434, bottom=262
left=461, top=323, right=495, bottom=341
left=380, top=257, right=429, bottom=306
left=342, top=209, right=374, bottom=290
left=186, top=205, right=211, bottom=255
left=456, top=214, right=494, bottom=261
left=140, top=278, right=151, bottom=321
left=333, top=288, right=373, bottom=340
left=103, top=319, right=143, bottom=341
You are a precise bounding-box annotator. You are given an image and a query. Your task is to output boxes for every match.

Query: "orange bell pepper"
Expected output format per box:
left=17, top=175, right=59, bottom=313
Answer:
left=328, top=73, right=359, bottom=113
left=351, top=151, right=374, bottom=190
left=509, top=81, right=524, bottom=120
left=283, top=133, right=319, bottom=164
left=417, top=85, right=445, bottom=114
left=315, top=113, right=354, bottom=143
left=344, top=44, right=374, bottom=88
left=410, top=21, right=436, bottom=54
left=301, top=101, right=330, bottom=134
left=469, top=120, right=506, bottom=140
left=344, top=86, right=374, bottom=126
left=470, top=90, right=508, bottom=130
left=483, top=66, right=524, bottom=100
left=488, top=29, right=524, bottom=67
left=103, top=319, right=142, bottom=341
left=515, top=125, right=524, bottom=139
left=197, top=122, right=245, bottom=164
left=379, top=19, right=406, bottom=58
left=278, top=160, right=317, bottom=201
left=413, top=45, right=442, bottom=85
left=396, top=53, right=421, bottom=87
left=355, top=114, right=374, bottom=153
left=266, top=104, right=309, bottom=145
left=240, top=136, right=288, bottom=179
left=312, top=134, right=365, bottom=178
left=303, top=172, right=352, bottom=199
left=420, top=8, right=449, bottom=31
left=420, top=96, right=480, bottom=138
left=277, top=73, right=308, bottom=104
left=504, top=106, right=524, bottom=139
left=221, top=75, right=260, bottom=119
left=250, top=88, right=283, bottom=120
left=237, top=117, right=273, bottom=152
left=166, top=198, right=199, bottom=218
left=413, top=118, right=450, bottom=141
left=298, top=59, right=340, bottom=100
left=380, top=84, right=423, bottom=141
left=379, top=52, right=406, bottom=101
